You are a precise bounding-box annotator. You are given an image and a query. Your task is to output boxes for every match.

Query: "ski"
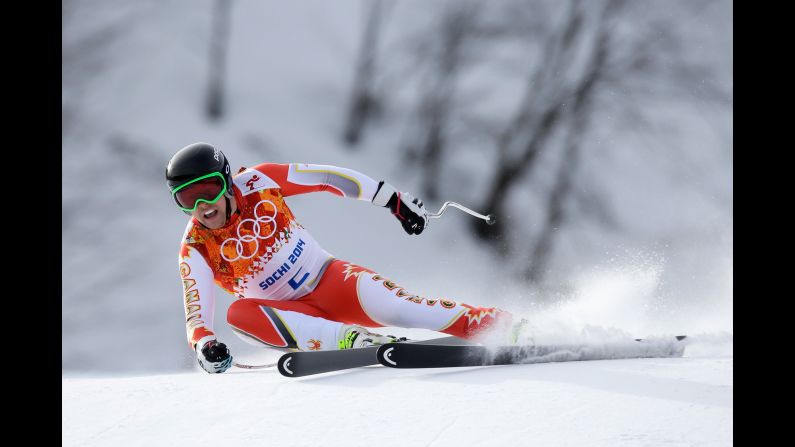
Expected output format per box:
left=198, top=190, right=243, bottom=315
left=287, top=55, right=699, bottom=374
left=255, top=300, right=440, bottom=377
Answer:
left=277, top=335, right=471, bottom=377
left=377, top=335, right=688, bottom=369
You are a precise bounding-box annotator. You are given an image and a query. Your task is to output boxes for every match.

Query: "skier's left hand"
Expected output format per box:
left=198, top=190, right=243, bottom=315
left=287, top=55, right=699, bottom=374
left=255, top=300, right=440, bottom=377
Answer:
left=372, top=181, right=428, bottom=235
left=195, top=337, right=233, bottom=374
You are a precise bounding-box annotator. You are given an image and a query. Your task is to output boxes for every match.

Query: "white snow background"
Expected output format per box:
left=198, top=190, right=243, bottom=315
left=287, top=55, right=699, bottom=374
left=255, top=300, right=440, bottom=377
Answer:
left=62, top=1, right=732, bottom=445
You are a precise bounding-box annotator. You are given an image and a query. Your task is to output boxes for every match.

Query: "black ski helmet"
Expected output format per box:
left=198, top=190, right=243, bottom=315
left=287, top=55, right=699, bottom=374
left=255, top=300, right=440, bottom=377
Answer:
left=166, top=142, right=234, bottom=195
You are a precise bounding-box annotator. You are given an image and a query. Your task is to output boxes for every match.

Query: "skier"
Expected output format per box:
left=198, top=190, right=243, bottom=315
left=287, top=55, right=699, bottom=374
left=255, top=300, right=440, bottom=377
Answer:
left=167, top=142, right=516, bottom=373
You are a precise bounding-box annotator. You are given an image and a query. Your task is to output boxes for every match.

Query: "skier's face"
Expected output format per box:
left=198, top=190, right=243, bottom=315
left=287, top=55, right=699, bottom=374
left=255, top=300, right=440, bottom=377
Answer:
left=192, top=194, right=232, bottom=229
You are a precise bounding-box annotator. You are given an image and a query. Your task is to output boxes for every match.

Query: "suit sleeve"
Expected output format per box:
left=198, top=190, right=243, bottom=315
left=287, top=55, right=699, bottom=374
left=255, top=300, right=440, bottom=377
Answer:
left=251, top=163, right=381, bottom=201
left=179, top=244, right=218, bottom=350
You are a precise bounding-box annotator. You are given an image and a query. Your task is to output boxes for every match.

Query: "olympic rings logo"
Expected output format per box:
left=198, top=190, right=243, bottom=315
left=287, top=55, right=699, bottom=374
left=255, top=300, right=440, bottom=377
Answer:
left=220, top=200, right=278, bottom=262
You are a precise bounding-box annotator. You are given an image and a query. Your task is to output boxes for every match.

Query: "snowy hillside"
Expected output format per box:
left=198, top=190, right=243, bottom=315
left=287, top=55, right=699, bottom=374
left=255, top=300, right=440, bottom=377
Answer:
left=62, top=0, right=732, bottom=374
left=63, top=0, right=732, bottom=444
left=63, top=344, right=732, bottom=447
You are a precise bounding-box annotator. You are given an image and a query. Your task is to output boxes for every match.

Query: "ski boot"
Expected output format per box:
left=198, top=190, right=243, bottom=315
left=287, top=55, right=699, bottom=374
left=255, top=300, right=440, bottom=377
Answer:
left=338, top=325, right=407, bottom=350
left=508, top=318, right=534, bottom=345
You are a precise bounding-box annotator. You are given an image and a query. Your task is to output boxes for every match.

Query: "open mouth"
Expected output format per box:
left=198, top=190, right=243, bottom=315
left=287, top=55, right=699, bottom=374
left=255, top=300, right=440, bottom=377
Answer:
left=203, top=209, right=219, bottom=219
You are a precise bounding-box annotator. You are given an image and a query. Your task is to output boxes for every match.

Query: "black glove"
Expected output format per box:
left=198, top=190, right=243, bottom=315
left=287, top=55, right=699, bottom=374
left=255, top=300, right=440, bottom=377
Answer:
left=196, top=338, right=233, bottom=374
left=372, top=181, right=429, bottom=235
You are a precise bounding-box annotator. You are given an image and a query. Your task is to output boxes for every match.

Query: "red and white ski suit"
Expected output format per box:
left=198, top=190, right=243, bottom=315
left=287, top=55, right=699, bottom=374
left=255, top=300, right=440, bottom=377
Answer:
left=178, top=163, right=510, bottom=352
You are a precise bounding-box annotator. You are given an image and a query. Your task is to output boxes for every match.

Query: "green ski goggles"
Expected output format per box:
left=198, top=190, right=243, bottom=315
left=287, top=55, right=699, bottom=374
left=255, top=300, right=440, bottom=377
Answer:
left=171, top=172, right=228, bottom=213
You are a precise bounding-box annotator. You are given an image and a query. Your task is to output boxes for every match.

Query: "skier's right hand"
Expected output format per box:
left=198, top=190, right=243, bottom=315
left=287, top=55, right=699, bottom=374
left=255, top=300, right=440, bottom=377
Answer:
left=196, top=337, right=233, bottom=374
left=372, top=181, right=429, bottom=235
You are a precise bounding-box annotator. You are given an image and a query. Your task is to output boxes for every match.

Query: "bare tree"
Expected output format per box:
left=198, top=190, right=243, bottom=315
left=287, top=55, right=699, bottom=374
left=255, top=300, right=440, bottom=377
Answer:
left=335, top=0, right=729, bottom=284
left=342, top=0, right=389, bottom=146
left=206, top=0, right=232, bottom=121
left=471, top=0, right=590, bottom=252
left=471, top=0, right=730, bottom=278
left=403, top=1, right=482, bottom=200
left=525, top=1, right=616, bottom=282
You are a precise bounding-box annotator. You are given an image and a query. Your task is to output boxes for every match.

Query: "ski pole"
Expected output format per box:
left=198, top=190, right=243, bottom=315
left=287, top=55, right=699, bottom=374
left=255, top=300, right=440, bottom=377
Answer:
left=233, top=361, right=277, bottom=370
left=428, top=201, right=496, bottom=225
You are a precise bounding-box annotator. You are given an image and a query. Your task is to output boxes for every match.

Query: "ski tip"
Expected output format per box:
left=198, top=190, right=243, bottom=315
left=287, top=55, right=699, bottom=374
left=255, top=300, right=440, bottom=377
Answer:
left=377, top=344, right=400, bottom=368
left=278, top=354, right=296, bottom=377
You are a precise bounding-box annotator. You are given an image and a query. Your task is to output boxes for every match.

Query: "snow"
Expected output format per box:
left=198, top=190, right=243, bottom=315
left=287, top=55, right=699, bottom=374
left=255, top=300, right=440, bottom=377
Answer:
left=63, top=350, right=732, bottom=446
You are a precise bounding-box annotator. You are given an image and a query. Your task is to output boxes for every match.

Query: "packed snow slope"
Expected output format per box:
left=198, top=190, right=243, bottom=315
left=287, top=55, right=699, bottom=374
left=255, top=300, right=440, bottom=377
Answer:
left=63, top=340, right=732, bottom=447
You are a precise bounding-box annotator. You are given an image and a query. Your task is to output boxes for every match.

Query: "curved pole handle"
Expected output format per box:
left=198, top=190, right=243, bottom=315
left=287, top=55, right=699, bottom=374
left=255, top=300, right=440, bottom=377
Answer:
left=427, top=201, right=496, bottom=225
